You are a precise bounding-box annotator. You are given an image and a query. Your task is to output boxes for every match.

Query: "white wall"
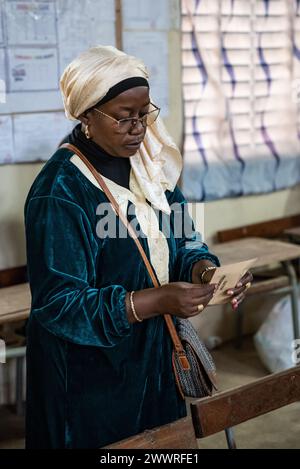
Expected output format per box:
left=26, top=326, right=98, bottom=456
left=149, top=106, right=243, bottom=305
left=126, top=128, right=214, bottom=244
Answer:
left=0, top=163, right=43, bottom=269
left=204, top=184, right=300, bottom=247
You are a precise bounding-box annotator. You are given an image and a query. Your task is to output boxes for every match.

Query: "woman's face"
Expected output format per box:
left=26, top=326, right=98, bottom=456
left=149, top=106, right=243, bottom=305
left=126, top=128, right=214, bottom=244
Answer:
left=80, top=86, right=150, bottom=157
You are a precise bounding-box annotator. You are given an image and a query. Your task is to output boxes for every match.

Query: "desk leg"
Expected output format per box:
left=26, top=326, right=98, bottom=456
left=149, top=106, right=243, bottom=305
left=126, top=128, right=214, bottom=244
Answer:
left=225, top=427, right=237, bottom=449
left=235, top=304, right=244, bottom=349
left=283, top=261, right=300, bottom=341
left=16, top=356, right=24, bottom=416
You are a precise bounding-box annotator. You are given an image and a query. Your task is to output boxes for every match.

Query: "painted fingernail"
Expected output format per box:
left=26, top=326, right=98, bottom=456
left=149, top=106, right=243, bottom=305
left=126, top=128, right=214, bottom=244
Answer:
left=227, top=290, right=234, bottom=295
left=232, top=298, right=238, bottom=305
left=237, top=282, right=242, bottom=288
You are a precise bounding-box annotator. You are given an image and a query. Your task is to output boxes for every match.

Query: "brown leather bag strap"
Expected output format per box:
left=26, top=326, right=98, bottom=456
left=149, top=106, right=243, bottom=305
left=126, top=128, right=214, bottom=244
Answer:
left=60, top=143, right=189, bottom=366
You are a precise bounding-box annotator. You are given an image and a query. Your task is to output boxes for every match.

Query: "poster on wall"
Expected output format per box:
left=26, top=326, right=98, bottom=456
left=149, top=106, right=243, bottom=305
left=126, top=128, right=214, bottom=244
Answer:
left=5, top=0, right=57, bottom=46
left=8, top=47, right=59, bottom=91
left=13, top=111, right=74, bottom=162
left=0, top=0, right=173, bottom=164
left=0, top=0, right=117, bottom=163
left=123, top=31, right=169, bottom=116
left=122, top=0, right=170, bottom=30
left=0, top=114, right=14, bottom=164
left=2, top=0, right=116, bottom=98
left=57, top=0, right=116, bottom=73
left=0, top=1, right=4, bottom=45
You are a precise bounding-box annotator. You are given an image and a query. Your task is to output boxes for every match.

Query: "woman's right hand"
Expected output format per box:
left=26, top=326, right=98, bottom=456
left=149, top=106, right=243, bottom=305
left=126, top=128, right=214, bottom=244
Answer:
left=156, top=282, right=217, bottom=318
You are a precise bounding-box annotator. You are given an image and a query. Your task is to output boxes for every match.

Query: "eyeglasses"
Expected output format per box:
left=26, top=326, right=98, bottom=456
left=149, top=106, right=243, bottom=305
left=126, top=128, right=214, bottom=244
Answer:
left=93, top=102, right=160, bottom=134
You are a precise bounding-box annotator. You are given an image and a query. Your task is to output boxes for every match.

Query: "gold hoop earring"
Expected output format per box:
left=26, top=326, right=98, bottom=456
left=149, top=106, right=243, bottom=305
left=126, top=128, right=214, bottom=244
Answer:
left=85, top=125, right=91, bottom=139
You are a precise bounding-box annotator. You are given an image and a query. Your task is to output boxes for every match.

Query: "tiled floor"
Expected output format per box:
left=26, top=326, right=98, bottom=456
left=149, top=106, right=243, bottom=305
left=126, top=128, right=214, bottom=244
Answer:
left=0, top=336, right=299, bottom=449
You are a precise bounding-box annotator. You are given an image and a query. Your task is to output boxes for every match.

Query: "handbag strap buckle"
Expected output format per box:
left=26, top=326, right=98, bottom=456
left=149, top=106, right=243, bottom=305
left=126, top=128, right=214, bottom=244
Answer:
left=177, top=351, right=191, bottom=371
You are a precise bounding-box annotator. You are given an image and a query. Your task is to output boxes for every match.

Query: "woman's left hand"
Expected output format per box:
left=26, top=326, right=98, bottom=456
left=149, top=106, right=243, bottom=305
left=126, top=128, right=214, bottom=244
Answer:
left=226, top=270, right=253, bottom=311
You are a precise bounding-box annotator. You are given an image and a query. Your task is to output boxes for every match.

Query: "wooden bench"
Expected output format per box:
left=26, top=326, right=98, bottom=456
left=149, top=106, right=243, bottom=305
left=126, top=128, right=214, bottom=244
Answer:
left=0, top=283, right=31, bottom=325
left=217, top=214, right=300, bottom=243
left=0, top=265, right=27, bottom=289
left=284, top=226, right=300, bottom=244
left=103, top=416, right=198, bottom=449
left=103, top=367, right=300, bottom=449
left=191, top=366, right=300, bottom=448
left=0, top=267, right=30, bottom=415
left=215, top=217, right=300, bottom=347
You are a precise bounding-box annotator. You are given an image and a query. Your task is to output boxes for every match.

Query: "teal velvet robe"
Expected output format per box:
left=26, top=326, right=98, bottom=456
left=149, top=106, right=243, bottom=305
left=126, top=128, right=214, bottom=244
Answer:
left=24, top=147, right=220, bottom=448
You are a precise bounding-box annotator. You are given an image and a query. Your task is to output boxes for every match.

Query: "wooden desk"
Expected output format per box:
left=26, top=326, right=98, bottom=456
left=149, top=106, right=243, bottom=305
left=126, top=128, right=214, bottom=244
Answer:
left=284, top=226, right=300, bottom=244
left=0, top=283, right=31, bottom=325
left=211, top=237, right=300, bottom=344
left=212, top=236, right=300, bottom=268
left=0, top=283, right=30, bottom=416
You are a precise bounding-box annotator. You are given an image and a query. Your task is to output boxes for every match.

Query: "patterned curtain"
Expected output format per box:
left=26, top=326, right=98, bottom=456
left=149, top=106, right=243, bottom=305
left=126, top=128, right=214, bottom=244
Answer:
left=181, top=0, right=300, bottom=201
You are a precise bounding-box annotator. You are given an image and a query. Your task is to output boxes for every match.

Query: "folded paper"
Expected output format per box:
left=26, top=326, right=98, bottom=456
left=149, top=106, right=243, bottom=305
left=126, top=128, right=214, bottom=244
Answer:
left=208, top=258, right=257, bottom=305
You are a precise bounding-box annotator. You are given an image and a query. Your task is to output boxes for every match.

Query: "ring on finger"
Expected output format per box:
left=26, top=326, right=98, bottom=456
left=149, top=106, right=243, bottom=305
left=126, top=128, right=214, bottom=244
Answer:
left=197, top=304, right=204, bottom=312
left=245, top=282, right=251, bottom=290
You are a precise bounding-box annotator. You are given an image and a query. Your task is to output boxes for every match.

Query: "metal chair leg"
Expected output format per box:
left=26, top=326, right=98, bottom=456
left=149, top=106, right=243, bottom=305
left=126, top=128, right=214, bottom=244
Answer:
left=235, top=304, right=244, bottom=349
left=225, top=427, right=237, bottom=449
left=283, top=261, right=300, bottom=340
left=16, top=356, right=24, bottom=416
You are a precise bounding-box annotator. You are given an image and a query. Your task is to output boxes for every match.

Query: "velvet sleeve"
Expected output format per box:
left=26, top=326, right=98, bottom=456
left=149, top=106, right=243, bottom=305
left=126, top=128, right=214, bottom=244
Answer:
left=168, top=186, right=220, bottom=283
left=25, top=195, right=132, bottom=347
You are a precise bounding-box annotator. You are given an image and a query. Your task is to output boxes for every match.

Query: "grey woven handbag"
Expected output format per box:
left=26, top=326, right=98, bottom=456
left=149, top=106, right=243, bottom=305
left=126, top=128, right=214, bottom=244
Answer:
left=172, top=317, right=218, bottom=399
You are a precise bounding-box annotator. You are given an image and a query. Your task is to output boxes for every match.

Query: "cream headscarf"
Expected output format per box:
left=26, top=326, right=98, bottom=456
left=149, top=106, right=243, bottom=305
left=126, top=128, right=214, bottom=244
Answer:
left=60, top=45, right=182, bottom=215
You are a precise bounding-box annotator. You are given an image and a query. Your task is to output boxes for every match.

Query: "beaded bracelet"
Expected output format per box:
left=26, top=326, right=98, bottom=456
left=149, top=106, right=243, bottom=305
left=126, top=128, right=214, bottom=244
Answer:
left=130, top=291, right=143, bottom=323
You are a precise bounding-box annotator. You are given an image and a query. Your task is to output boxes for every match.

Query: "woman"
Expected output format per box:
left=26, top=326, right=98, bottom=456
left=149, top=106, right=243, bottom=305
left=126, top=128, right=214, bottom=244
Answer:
left=24, top=45, right=252, bottom=448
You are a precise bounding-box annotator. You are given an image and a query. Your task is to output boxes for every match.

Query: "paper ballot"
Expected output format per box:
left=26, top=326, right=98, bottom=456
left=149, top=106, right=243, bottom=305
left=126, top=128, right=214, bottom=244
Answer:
left=208, top=258, right=257, bottom=305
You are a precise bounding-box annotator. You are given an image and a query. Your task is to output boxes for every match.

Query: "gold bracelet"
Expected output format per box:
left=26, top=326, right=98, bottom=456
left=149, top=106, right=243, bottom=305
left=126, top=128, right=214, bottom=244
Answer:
left=130, top=291, right=143, bottom=323
left=200, top=266, right=216, bottom=284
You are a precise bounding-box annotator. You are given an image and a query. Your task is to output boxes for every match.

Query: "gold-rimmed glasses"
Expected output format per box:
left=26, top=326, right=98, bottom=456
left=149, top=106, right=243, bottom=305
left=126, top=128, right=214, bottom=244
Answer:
left=93, top=102, right=160, bottom=134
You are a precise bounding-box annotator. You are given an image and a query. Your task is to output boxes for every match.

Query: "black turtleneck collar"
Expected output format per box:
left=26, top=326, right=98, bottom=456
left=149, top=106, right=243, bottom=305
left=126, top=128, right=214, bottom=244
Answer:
left=66, top=123, right=131, bottom=189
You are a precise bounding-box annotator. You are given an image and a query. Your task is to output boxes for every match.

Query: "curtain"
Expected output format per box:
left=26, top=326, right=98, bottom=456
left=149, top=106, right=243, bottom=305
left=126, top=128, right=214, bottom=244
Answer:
left=181, top=0, right=300, bottom=201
